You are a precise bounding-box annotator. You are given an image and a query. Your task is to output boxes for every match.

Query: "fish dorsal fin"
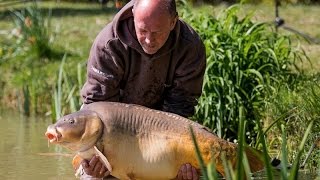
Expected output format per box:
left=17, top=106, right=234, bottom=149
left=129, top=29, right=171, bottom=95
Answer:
left=94, top=146, right=113, bottom=172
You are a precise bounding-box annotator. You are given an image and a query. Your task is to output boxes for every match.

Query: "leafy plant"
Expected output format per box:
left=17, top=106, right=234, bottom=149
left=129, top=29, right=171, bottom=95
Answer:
left=10, top=2, right=58, bottom=60
left=179, top=3, right=307, bottom=142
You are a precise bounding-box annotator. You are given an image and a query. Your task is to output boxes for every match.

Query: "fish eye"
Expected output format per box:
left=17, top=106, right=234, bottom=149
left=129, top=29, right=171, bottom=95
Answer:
left=69, top=119, right=75, bottom=124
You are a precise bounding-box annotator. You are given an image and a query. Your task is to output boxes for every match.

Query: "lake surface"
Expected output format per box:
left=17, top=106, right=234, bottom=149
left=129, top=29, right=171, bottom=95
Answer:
left=0, top=108, right=75, bottom=180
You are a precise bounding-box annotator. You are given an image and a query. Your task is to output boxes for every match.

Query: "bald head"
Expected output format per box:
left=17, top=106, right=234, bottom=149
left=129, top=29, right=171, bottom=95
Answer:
left=132, top=0, right=178, bottom=55
left=133, top=0, right=177, bottom=18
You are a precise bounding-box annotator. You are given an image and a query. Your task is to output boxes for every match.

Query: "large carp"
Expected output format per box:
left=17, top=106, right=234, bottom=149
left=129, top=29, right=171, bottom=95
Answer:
left=45, top=102, right=264, bottom=179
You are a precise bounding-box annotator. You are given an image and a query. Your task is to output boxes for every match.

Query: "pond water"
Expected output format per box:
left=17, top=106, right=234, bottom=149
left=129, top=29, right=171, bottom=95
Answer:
left=0, top=108, right=75, bottom=180
left=1, top=108, right=319, bottom=180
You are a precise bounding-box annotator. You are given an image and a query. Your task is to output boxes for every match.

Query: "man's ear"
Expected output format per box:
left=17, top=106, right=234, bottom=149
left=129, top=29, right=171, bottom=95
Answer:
left=170, top=16, right=178, bottom=31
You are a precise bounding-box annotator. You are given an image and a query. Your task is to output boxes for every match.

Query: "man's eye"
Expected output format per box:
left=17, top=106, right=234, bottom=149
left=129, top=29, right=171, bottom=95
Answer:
left=154, top=32, right=162, bottom=35
left=140, top=30, right=147, bottom=34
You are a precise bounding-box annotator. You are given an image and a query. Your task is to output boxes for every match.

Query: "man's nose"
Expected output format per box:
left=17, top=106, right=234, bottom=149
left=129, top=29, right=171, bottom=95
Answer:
left=145, top=37, right=151, bottom=44
left=145, top=33, right=155, bottom=44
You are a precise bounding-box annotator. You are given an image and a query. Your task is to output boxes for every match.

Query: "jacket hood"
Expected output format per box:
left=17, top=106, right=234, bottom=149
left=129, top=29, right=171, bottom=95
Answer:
left=112, top=0, right=180, bottom=59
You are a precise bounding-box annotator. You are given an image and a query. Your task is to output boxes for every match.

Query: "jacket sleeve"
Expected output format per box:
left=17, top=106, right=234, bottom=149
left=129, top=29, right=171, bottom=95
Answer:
left=162, top=40, right=206, bottom=118
left=81, top=29, right=125, bottom=105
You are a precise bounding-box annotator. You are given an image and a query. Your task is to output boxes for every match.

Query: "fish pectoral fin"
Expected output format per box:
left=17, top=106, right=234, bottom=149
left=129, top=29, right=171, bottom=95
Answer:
left=72, top=154, right=83, bottom=171
left=94, top=146, right=113, bottom=172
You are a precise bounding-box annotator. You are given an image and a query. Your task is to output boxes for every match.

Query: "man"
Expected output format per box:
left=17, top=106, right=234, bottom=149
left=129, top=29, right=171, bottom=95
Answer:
left=80, top=0, right=206, bottom=179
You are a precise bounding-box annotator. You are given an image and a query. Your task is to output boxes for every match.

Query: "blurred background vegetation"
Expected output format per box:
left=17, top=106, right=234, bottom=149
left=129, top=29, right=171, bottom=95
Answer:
left=1, top=0, right=320, bottom=176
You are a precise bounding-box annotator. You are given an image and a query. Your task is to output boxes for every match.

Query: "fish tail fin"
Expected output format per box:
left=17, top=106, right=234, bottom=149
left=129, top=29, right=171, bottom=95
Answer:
left=245, top=147, right=265, bottom=172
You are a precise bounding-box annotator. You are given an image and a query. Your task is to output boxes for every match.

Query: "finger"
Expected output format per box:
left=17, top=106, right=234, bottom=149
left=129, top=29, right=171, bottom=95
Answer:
left=82, top=161, right=96, bottom=176
left=100, top=166, right=110, bottom=177
left=93, top=161, right=102, bottom=175
left=177, top=167, right=183, bottom=180
left=81, top=160, right=90, bottom=172
left=181, top=164, right=187, bottom=179
left=88, top=156, right=100, bottom=171
left=192, top=167, right=199, bottom=180
left=186, top=164, right=193, bottom=180
left=99, top=165, right=107, bottom=175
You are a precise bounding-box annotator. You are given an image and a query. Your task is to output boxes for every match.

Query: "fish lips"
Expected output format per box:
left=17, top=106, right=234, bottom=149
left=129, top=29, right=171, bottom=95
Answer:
left=45, top=125, right=62, bottom=143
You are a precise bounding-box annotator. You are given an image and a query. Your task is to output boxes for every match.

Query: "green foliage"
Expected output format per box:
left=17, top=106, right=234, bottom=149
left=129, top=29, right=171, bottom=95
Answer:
left=191, top=112, right=314, bottom=180
left=235, top=106, right=245, bottom=179
left=22, top=85, right=30, bottom=116
left=52, top=55, right=84, bottom=121
left=287, top=121, right=313, bottom=180
left=10, top=2, right=59, bottom=60
left=0, top=2, right=69, bottom=115
left=180, top=3, right=307, bottom=142
left=264, top=77, right=320, bottom=169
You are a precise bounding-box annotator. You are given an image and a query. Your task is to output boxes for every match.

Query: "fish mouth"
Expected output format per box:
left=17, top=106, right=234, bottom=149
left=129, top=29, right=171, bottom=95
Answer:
left=45, top=127, right=62, bottom=143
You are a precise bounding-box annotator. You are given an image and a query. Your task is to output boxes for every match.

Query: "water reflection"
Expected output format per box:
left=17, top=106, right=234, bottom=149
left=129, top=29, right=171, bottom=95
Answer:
left=0, top=108, right=74, bottom=179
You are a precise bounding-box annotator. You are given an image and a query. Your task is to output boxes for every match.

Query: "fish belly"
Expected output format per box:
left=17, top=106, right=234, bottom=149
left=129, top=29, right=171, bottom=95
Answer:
left=103, top=131, right=195, bottom=179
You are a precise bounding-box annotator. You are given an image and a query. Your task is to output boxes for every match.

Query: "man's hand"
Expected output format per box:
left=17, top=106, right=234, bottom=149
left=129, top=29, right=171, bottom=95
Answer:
left=81, top=155, right=110, bottom=178
left=177, top=163, right=199, bottom=180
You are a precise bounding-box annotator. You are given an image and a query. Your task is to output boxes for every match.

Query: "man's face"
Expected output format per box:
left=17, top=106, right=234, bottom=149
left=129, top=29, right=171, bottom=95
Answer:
left=133, top=9, right=176, bottom=55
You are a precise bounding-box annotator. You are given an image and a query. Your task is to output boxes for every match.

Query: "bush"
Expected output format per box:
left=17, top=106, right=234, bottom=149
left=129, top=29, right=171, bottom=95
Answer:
left=179, top=3, right=307, bottom=142
left=10, top=2, right=58, bottom=60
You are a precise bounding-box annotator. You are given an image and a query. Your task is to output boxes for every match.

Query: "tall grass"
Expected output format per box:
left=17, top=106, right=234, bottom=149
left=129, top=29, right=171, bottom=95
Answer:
left=190, top=114, right=315, bottom=180
left=179, top=2, right=308, bottom=142
left=51, top=55, right=84, bottom=122
left=264, top=77, right=320, bottom=170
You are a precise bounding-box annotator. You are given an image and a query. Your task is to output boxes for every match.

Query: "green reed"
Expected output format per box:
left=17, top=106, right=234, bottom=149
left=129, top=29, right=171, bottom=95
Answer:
left=189, top=106, right=253, bottom=179
left=280, top=124, right=289, bottom=180
left=52, top=54, right=82, bottom=122
left=52, top=54, right=65, bottom=120
left=191, top=114, right=314, bottom=180
left=288, top=121, right=313, bottom=180
left=22, top=85, right=30, bottom=116
left=190, top=126, right=209, bottom=179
